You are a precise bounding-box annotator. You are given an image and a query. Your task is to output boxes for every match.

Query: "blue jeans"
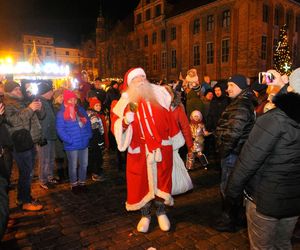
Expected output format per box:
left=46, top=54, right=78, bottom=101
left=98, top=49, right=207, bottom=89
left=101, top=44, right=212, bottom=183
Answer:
left=12, top=147, right=36, bottom=203
left=246, top=199, right=298, bottom=250
left=37, top=140, right=55, bottom=184
left=66, top=148, right=88, bottom=186
left=220, top=153, right=238, bottom=198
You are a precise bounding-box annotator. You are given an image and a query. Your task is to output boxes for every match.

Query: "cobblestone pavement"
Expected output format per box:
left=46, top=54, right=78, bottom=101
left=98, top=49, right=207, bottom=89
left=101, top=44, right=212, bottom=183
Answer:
left=1, top=152, right=300, bottom=250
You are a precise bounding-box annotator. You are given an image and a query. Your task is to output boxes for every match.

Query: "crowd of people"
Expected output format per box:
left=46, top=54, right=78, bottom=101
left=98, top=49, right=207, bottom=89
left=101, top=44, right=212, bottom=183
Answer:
left=0, top=66, right=299, bottom=249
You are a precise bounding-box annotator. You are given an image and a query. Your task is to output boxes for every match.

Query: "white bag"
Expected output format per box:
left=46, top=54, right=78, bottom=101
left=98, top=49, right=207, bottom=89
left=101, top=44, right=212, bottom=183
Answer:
left=171, top=149, right=193, bottom=195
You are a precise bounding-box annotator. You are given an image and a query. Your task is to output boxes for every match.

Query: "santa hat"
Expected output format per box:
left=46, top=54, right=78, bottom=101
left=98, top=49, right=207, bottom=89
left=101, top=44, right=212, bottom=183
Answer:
left=63, top=89, right=77, bottom=104
left=89, top=97, right=100, bottom=109
left=124, top=67, right=146, bottom=86
left=190, top=110, right=203, bottom=121
left=186, top=68, right=199, bottom=83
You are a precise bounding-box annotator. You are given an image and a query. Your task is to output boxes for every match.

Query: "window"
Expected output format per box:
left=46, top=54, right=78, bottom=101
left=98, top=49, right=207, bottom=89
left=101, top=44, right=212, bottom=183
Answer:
left=153, top=54, right=158, bottom=71
left=261, top=36, right=267, bottom=60
left=66, top=51, right=70, bottom=56
left=296, top=16, right=300, bottom=32
left=274, top=7, right=279, bottom=26
left=152, top=32, right=157, bottom=44
left=161, top=29, right=166, bottom=42
left=263, top=4, right=269, bottom=23
left=46, top=50, right=52, bottom=57
left=146, top=9, right=151, bottom=21
left=144, top=35, right=148, bottom=47
left=207, top=15, right=214, bottom=31
left=171, top=49, right=177, bottom=68
left=136, top=38, right=140, bottom=49
left=222, top=10, right=230, bottom=28
left=207, top=42, right=214, bottom=64
left=27, top=47, right=32, bottom=54
left=193, top=19, right=200, bottom=34
left=286, top=12, right=291, bottom=29
left=136, top=13, right=142, bottom=24
left=37, top=47, right=42, bottom=55
left=155, top=5, right=161, bottom=17
left=193, top=45, right=200, bottom=66
left=171, top=27, right=176, bottom=40
left=221, top=39, right=230, bottom=62
left=161, top=51, right=167, bottom=69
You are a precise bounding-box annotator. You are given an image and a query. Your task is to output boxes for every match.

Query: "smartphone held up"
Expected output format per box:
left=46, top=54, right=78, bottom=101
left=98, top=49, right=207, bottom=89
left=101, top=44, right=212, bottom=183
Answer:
left=258, top=72, right=274, bottom=84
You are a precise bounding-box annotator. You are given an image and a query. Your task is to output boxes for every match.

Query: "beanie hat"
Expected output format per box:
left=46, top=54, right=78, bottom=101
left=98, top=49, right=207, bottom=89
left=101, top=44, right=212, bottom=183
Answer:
left=4, top=81, right=20, bottom=93
left=190, top=110, right=203, bottom=121
left=289, top=67, right=300, bottom=94
left=63, top=89, right=77, bottom=104
left=53, top=88, right=64, bottom=101
left=89, top=97, right=100, bottom=109
left=228, top=74, right=248, bottom=90
left=186, top=68, right=199, bottom=83
left=251, top=80, right=267, bottom=93
left=38, top=81, right=53, bottom=95
left=124, top=67, right=146, bottom=86
left=192, top=84, right=201, bottom=93
left=204, top=88, right=213, bottom=96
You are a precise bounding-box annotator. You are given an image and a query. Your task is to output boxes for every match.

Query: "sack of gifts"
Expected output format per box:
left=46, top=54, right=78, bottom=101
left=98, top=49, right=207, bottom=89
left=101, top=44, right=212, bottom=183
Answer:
left=172, top=149, right=193, bottom=195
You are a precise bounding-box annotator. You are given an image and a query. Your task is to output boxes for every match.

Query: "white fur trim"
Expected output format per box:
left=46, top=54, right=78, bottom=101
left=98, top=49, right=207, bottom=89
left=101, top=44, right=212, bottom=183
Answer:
left=171, top=131, right=185, bottom=150
left=128, top=146, right=141, bottom=154
left=127, top=68, right=146, bottom=85
left=151, top=84, right=171, bottom=110
left=114, top=118, right=133, bottom=152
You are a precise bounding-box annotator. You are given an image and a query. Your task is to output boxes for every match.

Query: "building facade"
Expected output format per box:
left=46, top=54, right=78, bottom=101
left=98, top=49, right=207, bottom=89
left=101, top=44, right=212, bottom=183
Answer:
left=96, top=0, right=300, bottom=81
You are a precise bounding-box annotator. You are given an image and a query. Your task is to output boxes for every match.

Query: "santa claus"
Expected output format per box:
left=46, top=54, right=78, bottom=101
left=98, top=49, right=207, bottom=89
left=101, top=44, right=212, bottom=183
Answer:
left=111, top=67, right=184, bottom=233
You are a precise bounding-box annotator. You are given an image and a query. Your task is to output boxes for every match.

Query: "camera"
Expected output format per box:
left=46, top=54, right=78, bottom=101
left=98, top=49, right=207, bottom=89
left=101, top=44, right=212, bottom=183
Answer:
left=258, top=72, right=274, bottom=84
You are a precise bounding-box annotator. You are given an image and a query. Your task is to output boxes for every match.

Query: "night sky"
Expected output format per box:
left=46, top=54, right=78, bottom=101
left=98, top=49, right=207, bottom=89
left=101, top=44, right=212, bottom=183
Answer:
left=0, top=0, right=139, bottom=47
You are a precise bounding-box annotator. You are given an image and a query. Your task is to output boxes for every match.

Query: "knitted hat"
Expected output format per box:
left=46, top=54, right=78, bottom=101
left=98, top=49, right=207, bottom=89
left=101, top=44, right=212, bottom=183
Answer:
left=89, top=97, right=100, bottom=109
left=190, top=110, right=203, bottom=121
left=204, top=88, right=213, bottom=96
left=53, top=88, right=64, bottom=101
left=4, top=81, right=20, bottom=93
left=186, top=68, right=199, bottom=83
left=38, top=81, right=53, bottom=95
left=63, top=89, right=77, bottom=104
left=251, top=80, right=267, bottom=93
left=124, top=67, right=146, bottom=86
left=289, top=67, right=300, bottom=94
left=192, top=84, right=201, bottom=93
left=228, top=75, right=248, bottom=90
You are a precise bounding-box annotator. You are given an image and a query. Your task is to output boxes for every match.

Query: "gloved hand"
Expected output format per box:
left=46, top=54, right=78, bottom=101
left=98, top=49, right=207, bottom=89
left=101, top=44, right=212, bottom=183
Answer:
left=124, top=111, right=134, bottom=125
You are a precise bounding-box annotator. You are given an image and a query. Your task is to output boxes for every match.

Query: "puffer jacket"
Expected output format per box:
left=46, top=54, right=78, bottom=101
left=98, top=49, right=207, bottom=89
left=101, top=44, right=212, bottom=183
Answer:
left=215, top=88, right=256, bottom=158
left=4, top=93, right=45, bottom=144
left=56, top=105, right=92, bottom=151
left=227, top=92, right=300, bottom=218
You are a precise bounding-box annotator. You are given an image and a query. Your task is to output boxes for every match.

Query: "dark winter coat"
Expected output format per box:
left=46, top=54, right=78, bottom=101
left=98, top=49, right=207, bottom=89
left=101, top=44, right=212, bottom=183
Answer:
left=0, top=115, right=13, bottom=148
left=215, top=88, right=256, bottom=158
left=226, top=92, right=300, bottom=218
left=206, top=95, right=230, bottom=131
left=38, top=96, right=57, bottom=141
left=186, top=89, right=205, bottom=119
left=88, top=87, right=107, bottom=106
left=56, top=105, right=92, bottom=151
left=0, top=174, right=8, bottom=240
left=4, top=93, right=45, bottom=144
left=105, top=87, right=121, bottom=111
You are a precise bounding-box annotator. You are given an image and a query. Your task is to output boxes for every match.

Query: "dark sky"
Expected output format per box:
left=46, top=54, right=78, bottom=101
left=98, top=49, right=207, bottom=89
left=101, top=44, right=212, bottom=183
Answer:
left=0, top=0, right=139, bottom=47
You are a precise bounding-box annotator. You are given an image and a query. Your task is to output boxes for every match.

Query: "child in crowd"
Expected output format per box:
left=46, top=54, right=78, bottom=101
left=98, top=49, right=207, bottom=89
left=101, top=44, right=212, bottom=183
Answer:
left=86, top=97, right=106, bottom=181
left=186, top=110, right=209, bottom=170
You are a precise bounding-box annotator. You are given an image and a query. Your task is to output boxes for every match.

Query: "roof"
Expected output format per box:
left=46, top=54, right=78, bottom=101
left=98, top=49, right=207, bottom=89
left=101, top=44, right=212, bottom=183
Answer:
left=166, top=0, right=217, bottom=18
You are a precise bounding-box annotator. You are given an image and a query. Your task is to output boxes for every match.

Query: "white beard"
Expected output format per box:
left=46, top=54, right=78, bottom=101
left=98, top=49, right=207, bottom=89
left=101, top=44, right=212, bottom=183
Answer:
left=127, top=79, right=156, bottom=103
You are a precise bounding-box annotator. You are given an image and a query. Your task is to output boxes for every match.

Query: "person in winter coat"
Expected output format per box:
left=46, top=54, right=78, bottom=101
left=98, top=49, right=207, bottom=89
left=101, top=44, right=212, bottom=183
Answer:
left=4, top=81, right=45, bottom=211
left=214, top=75, right=257, bottom=232
left=225, top=68, right=300, bottom=250
left=56, top=90, right=92, bottom=193
left=87, top=77, right=107, bottom=112
left=86, top=97, right=106, bottom=182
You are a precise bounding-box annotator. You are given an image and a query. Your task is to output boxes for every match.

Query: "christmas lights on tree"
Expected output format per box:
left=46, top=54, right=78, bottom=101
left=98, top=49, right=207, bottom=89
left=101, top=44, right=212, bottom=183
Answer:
left=273, top=24, right=292, bottom=75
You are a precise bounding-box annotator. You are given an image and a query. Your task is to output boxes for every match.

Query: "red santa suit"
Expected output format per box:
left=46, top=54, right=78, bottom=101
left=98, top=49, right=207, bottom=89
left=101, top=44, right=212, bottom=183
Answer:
left=111, top=84, right=184, bottom=211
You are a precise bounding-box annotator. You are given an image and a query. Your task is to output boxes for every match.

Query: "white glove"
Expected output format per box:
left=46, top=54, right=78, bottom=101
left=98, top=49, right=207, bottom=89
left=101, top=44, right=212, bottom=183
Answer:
left=124, top=111, right=134, bottom=125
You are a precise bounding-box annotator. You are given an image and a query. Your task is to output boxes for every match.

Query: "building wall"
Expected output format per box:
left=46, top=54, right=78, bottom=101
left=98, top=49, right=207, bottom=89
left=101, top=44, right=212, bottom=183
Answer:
left=96, top=0, right=300, bottom=81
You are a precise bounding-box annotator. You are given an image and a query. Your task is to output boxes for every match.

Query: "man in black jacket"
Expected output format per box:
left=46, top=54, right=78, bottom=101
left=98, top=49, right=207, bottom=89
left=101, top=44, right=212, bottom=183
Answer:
left=226, top=68, right=300, bottom=249
left=214, top=75, right=256, bottom=231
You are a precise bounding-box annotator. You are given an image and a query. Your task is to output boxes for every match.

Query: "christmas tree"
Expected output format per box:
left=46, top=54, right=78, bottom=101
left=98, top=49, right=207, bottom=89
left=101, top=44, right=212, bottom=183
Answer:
left=273, top=24, right=292, bottom=75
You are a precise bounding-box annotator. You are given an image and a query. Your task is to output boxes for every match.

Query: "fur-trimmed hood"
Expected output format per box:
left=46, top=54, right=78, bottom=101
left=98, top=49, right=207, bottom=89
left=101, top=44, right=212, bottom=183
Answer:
left=273, top=92, right=300, bottom=123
